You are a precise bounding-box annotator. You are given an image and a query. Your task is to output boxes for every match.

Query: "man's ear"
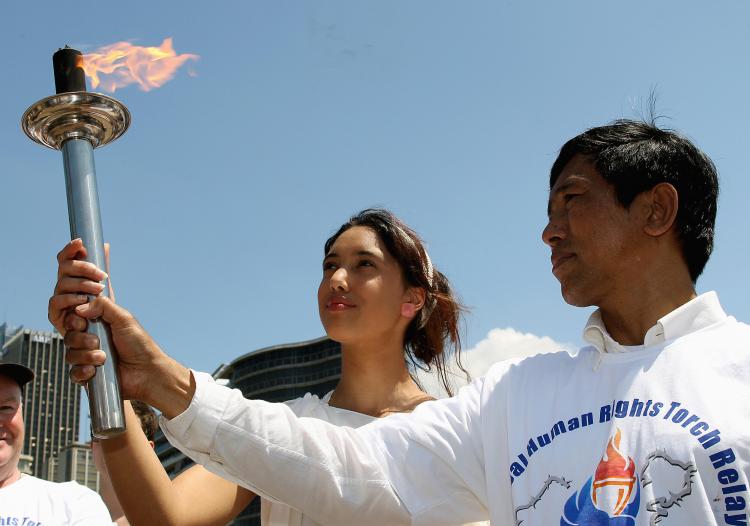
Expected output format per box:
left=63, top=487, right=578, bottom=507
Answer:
left=643, top=183, right=679, bottom=237
left=400, top=288, right=426, bottom=320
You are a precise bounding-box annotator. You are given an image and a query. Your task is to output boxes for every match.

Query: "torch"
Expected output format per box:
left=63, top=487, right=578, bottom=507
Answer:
left=21, top=47, right=129, bottom=438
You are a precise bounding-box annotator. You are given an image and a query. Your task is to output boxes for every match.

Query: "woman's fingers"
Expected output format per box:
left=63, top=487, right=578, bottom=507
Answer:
left=57, top=238, right=86, bottom=265
left=65, top=329, right=107, bottom=385
left=57, top=258, right=108, bottom=282
left=65, top=346, right=106, bottom=366
left=48, top=293, right=90, bottom=329
left=54, top=276, right=105, bottom=296
left=69, top=364, right=97, bottom=384
left=103, top=243, right=116, bottom=303
left=64, top=311, right=88, bottom=332
left=65, top=343, right=106, bottom=384
left=64, top=330, right=102, bottom=352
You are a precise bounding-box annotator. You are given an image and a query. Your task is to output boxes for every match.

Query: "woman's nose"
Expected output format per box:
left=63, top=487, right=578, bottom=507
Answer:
left=330, top=267, right=349, bottom=291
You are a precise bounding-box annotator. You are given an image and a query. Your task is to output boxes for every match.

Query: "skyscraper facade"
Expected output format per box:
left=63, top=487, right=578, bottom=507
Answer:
left=46, top=442, right=100, bottom=492
left=1, top=326, right=81, bottom=478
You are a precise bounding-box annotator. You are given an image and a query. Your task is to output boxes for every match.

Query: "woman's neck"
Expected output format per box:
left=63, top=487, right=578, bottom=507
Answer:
left=328, top=339, right=433, bottom=418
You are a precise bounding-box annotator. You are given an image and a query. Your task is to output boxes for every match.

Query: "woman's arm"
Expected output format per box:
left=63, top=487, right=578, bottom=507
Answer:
left=101, top=400, right=256, bottom=526
left=48, top=240, right=255, bottom=525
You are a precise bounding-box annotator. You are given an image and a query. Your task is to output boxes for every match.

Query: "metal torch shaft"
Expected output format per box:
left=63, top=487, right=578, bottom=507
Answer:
left=62, top=138, right=125, bottom=437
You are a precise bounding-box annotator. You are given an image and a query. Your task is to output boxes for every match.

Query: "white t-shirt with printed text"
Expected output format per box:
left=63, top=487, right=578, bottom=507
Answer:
left=0, top=474, right=112, bottom=525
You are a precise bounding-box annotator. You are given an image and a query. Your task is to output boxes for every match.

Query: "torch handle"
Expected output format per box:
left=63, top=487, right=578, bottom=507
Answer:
left=62, top=138, right=125, bottom=438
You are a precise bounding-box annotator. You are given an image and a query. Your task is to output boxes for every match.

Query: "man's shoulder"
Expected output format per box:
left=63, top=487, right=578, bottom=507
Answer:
left=485, top=348, right=585, bottom=380
left=20, top=475, right=98, bottom=497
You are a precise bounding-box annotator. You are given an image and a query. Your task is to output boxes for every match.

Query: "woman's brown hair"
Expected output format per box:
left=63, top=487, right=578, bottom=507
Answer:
left=324, top=208, right=468, bottom=396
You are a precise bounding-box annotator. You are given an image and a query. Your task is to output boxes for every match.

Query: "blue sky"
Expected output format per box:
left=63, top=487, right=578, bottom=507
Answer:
left=2, top=2, right=748, bottom=389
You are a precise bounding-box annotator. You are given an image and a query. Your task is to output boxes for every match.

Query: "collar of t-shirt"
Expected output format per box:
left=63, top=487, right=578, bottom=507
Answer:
left=582, top=291, right=727, bottom=354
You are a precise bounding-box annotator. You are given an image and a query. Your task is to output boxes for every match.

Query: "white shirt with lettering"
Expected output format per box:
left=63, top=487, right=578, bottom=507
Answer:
left=163, top=292, right=749, bottom=526
left=0, top=474, right=112, bottom=525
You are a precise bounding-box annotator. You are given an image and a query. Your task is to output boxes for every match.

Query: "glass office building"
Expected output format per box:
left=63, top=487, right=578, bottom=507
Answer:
left=154, top=336, right=342, bottom=525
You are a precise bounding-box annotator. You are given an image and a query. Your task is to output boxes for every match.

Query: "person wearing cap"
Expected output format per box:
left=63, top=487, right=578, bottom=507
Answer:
left=0, top=360, right=112, bottom=525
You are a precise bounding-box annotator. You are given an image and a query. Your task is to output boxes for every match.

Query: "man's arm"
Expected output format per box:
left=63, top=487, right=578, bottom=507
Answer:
left=161, top=372, right=489, bottom=526
left=67, top=298, right=490, bottom=525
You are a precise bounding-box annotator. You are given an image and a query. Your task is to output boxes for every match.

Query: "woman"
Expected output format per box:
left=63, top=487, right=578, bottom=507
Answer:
left=50, top=208, right=475, bottom=526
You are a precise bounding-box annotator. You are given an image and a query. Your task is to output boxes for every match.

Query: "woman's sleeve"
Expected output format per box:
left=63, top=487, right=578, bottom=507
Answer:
left=161, top=371, right=489, bottom=526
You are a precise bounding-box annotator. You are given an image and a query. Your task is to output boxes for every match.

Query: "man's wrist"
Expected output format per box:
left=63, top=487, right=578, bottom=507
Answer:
left=145, top=357, right=195, bottom=419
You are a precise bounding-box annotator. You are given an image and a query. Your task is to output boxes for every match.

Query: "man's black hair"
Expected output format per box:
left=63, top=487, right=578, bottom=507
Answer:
left=550, top=119, right=719, bottom=282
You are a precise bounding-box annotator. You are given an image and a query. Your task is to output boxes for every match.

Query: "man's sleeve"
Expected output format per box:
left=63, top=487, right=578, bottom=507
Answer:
left=161, top=371, right=489, bottom=526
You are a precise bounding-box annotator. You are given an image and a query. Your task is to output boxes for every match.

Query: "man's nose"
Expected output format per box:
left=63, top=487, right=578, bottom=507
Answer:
left=542, top=218, right=566, bottom=247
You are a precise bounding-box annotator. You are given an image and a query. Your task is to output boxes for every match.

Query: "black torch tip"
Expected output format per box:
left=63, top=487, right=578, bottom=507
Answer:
left=53, top=46, right=87, bottom=94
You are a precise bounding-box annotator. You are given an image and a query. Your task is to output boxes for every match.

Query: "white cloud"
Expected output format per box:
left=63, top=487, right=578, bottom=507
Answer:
left=416, top=327, right=575, bottom=398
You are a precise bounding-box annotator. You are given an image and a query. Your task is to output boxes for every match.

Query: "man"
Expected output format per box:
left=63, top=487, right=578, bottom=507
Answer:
left=92, top=401, right=157, bottom=525
left=58, top=120, right=749, bottom=525
left=0, top=360, right=112, bottom=525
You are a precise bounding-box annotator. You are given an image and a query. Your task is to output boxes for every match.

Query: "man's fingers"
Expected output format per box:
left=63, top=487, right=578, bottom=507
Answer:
left=57, top=238, right=86, bottom=265
left=75, top=297, right=132, bottom=326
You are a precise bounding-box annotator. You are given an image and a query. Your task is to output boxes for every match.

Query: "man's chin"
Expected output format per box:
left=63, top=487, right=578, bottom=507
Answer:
left=560, top=284, right=595, bottom=308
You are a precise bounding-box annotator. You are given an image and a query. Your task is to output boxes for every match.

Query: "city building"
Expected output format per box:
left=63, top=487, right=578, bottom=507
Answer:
left=18, top=454, right=33, bottom=476
left=45, top=442, right=100, bottom=492
left=154, top=336, right=342, bottom=526
left=1, top=324, right=81, bottom=479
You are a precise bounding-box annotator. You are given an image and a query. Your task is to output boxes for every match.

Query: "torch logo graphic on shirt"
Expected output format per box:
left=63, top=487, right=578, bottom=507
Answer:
left=592, top=429, right=636, bottom=515
left=560, top=428, right=641, bottom=525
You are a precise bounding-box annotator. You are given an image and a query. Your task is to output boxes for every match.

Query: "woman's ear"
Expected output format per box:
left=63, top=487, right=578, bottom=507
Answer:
left=401, top=303, right=416, bottom=318
left=401, top=288, right=426, bottom=320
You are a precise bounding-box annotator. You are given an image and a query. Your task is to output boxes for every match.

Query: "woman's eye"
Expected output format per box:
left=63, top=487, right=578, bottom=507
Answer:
left=323, top=262, right=336, bottom=271
left=359, top=260, right=375, bottom=268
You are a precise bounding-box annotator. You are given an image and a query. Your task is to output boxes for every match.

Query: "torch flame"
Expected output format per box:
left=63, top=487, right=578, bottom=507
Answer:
left=82, top=38, right=198, bottom=93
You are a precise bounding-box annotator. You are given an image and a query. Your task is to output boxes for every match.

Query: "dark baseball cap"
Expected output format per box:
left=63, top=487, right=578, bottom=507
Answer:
left=0, top=361, right=34, bottom=388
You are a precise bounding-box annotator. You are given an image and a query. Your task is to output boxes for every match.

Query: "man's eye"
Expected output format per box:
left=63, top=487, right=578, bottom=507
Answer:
left=564, top=193, right=580, bottom=203
left=323, top=262, right=337, bottom=271
left=359, top=260, right=375, bottom=268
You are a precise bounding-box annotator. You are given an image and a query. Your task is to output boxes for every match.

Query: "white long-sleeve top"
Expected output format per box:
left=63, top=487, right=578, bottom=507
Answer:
left=162, top=292, right=750, bottom=525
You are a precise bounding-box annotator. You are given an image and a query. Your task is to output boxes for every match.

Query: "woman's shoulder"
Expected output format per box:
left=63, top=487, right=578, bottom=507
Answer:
left=284, top=391, right=378, bottom=427
left=283, top=392, right=327, bottom=416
